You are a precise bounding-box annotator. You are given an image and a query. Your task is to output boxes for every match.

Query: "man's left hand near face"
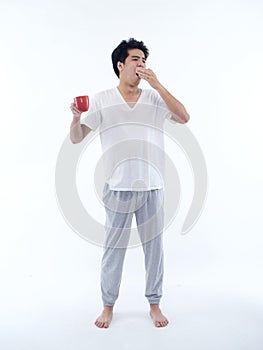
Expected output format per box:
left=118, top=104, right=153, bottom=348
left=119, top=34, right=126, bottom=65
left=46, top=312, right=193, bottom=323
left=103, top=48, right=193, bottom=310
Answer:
left=136, top=68, right=161, bottom=89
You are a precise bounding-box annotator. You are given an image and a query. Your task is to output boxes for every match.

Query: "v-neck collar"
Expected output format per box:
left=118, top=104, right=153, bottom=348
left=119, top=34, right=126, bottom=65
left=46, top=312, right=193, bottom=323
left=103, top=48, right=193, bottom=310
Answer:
left=115, top=87, right=143, bottom=110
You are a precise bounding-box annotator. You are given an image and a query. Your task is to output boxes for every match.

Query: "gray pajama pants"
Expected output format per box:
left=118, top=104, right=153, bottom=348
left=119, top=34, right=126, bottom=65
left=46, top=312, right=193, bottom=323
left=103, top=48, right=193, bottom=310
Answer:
left=101, top=183, right=164, bottom=306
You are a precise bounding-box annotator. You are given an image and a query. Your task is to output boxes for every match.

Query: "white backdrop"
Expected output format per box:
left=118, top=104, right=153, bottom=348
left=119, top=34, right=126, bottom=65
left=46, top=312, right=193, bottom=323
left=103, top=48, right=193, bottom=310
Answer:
left=1, top=0, right=263, bottom=349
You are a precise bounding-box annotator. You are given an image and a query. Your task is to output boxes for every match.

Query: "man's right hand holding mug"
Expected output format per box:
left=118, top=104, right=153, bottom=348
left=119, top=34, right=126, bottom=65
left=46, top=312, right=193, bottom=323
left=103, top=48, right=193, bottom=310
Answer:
left=70, top=96, right=91, bottom=144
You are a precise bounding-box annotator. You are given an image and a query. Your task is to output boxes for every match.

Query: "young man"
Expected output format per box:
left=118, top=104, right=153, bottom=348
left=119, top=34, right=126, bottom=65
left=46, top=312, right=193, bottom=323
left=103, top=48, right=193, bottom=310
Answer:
left=70, top=38, right=190, bottom=328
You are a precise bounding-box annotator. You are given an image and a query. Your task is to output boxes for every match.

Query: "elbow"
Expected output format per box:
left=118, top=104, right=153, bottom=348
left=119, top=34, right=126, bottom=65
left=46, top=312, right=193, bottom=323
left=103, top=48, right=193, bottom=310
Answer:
left=172, top=111, right=190, bottom=124
left=182, top=112, right=190, bottom=124
left=178, top=110, right=190, bottom=124
left=70, top=136, right=81, bottom=144
left=70, top=136, right=76, bottom=144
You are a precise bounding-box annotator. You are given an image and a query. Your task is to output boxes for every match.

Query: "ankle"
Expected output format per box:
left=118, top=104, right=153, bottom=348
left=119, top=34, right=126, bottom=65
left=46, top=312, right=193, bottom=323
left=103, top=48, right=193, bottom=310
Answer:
left=103, top=305, right=114, bottom=312
left=150, top=303, right=160, bottom=310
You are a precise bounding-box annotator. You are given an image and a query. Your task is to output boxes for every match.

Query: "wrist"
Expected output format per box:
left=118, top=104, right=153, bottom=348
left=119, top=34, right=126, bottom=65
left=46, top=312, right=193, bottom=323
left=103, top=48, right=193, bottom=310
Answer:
left=71, top=116, right=81, bottom=128
left=72, top=115, right=81, bottom=122
left=155, top=83, right=165, bottom=93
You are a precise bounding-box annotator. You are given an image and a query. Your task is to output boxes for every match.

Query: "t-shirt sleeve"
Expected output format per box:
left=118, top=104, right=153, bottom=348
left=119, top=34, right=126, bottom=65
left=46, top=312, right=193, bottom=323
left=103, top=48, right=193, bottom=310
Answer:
left=81, top=95, right=102, bottom=131
left=151, top=90, right=174, bottom=121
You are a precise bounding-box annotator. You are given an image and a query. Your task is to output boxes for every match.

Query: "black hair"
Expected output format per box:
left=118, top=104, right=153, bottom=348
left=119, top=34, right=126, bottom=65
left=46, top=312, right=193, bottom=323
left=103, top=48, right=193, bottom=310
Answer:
left=111, top=38, right=149, bottom=78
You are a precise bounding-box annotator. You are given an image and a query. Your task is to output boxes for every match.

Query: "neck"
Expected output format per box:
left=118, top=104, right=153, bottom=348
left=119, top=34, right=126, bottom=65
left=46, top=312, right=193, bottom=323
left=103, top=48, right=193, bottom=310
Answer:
left=117, top=81, right=141, bottom=96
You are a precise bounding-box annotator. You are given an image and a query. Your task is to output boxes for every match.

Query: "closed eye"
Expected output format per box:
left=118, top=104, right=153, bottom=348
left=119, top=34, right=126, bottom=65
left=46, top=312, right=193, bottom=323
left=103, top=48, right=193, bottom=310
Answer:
left=131, top=55, right=146, bottom=63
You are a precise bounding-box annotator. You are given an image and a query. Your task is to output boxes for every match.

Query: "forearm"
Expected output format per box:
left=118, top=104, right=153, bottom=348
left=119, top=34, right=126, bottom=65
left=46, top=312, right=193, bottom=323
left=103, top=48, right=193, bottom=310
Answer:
left=70, top=117, right=84, bottom=143
left=155, top=84, right=190, bottom=124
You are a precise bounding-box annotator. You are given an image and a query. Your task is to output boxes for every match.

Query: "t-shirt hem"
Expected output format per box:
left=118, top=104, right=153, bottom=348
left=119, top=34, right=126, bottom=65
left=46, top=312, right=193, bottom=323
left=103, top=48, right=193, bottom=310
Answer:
left=106, top=183, right=164, bottom=191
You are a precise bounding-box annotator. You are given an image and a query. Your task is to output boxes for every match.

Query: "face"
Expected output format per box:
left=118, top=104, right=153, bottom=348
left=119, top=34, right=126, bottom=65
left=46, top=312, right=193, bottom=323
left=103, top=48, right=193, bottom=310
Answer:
left=117, top=48, right=146, bottom=84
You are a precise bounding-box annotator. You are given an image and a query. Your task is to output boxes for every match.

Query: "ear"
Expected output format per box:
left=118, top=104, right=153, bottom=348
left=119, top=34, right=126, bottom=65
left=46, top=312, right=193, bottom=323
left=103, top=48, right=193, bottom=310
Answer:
left=117, top=61, right=124, bottom=73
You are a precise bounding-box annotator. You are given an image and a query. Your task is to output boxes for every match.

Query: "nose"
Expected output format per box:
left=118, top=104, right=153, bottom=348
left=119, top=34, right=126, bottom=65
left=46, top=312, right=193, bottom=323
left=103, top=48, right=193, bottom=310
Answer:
left=137, top=60, right=146, bottom=68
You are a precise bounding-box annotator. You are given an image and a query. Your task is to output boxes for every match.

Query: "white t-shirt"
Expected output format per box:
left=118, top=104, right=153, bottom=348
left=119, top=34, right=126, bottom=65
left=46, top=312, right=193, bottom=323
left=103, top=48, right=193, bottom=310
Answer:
left=81, top=87, right=174, bottom=191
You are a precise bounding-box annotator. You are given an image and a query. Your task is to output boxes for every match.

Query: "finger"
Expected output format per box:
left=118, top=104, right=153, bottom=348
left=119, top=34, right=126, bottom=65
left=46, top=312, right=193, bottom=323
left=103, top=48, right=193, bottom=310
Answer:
left=142, top=75, right=151, bottom=80
left=137, top=72, right=150, bottom=79
left=71, top=108, right=81, bottom=115
left=137, top=68, right=152, bottom=74
left=136, top=68, right=146, bottom=74
left=71, top=106, right=81, bottom=113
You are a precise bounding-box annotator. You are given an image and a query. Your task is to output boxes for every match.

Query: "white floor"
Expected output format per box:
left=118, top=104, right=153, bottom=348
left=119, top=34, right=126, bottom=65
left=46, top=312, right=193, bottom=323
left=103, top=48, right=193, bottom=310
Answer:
left=1, top=277, right=263, bottom=350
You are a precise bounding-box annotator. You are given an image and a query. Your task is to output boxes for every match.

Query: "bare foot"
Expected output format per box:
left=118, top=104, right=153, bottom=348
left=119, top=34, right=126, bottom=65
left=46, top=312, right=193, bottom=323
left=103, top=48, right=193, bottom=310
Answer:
left=150, top=304, right=169, bottom=328
left=95, top=306, right=113, bottom=328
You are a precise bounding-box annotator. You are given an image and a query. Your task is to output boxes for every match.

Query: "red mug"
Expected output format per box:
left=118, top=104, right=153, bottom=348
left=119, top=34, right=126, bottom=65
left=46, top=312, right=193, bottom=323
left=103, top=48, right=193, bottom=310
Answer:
left=74, top=95, right=89, bottom=112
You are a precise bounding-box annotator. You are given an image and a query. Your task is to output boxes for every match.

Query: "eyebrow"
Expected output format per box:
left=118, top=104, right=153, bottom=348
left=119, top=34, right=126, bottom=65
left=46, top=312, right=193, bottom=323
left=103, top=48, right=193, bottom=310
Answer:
left=131, top=55, right=146, bottom=61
